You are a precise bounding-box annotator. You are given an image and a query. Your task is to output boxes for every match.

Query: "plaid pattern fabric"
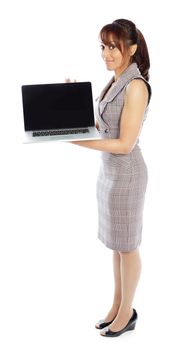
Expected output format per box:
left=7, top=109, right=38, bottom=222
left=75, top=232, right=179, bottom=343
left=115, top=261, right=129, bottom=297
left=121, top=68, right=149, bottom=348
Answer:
left=95, top=63, right=151, bottom=252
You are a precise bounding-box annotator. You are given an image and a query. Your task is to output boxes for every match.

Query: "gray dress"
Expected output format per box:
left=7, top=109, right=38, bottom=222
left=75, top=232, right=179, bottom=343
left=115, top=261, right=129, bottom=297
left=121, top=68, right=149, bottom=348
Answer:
left=96, top=63, right=151, bottom=252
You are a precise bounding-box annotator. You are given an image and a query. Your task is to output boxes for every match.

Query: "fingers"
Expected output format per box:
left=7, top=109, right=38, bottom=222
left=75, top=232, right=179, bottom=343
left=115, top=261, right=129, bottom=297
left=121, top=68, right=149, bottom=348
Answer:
left=64, top=78, right=77, bottom=83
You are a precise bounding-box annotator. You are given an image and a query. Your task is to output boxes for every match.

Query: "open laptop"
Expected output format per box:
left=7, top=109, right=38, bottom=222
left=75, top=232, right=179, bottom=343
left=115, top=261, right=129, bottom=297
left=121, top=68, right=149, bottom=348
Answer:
left=21, top=81, right=101, bottom=143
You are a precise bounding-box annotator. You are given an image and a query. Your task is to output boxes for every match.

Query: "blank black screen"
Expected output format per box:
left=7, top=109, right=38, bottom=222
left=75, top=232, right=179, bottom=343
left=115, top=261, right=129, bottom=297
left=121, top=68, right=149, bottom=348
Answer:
left=22, top=82, right=95, bottom=131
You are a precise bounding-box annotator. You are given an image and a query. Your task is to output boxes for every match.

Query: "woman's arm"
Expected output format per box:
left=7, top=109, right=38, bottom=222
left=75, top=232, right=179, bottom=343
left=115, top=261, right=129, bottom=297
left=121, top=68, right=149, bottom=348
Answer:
left=71, top=79, right=149, bottom=154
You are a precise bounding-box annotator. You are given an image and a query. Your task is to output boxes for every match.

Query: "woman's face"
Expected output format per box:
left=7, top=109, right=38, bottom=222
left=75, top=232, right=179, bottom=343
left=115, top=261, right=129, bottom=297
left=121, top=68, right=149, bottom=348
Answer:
left=100, top=34, right=130, bottom=76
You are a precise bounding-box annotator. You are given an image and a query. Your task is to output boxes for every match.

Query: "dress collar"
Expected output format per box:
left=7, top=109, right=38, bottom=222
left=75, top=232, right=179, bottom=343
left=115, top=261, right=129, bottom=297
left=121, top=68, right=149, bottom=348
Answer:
left=99, top=63, right=141, bottom=104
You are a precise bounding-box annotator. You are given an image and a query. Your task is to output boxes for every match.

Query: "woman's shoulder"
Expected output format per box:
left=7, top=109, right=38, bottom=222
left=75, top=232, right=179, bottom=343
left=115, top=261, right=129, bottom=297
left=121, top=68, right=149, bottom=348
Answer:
left=126, top=78, right=151, bottom=104
left=126, top=78, right=148, bottom=95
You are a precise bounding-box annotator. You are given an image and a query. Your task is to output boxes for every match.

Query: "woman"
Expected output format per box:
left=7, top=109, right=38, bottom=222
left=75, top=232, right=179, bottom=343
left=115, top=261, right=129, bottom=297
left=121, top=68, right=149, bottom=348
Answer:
left=71, top=18, right=151, bottom=337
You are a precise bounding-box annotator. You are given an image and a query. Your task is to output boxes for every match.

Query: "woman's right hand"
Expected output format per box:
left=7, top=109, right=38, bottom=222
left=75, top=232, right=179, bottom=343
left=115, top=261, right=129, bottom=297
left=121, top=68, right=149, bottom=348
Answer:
left=64, top=78, right=77, bottom=83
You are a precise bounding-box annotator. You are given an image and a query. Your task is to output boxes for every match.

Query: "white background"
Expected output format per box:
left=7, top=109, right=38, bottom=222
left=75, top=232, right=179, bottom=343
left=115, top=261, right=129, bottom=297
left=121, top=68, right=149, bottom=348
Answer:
left=0, top=0, right=183, bottom=349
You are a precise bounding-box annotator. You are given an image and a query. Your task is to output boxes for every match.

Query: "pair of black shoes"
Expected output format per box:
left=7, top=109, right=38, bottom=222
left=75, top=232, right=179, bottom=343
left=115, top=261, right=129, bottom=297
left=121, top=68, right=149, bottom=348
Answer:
left=95, top=309, right=137, bottom=337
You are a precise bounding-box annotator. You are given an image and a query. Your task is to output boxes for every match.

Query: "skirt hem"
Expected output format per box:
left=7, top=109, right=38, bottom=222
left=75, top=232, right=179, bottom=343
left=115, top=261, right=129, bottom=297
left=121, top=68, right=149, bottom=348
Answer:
left=98, top=234, right=142, bottom=252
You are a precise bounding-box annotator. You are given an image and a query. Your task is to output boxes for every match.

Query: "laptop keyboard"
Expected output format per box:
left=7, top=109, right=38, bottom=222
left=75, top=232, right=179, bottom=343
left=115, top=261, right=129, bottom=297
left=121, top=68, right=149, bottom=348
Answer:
left=32, top=128, right=89, bottom=137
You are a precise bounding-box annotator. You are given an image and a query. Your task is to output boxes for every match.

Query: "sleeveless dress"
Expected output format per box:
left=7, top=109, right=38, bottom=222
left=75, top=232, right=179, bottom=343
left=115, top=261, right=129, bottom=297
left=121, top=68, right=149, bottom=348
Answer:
left=96, top=63, right=151, bottom=252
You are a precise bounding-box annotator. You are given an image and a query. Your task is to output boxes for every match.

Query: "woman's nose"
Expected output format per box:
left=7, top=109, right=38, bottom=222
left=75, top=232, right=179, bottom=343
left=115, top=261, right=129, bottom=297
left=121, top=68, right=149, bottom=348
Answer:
left=102, top=47, right=111, bottom=60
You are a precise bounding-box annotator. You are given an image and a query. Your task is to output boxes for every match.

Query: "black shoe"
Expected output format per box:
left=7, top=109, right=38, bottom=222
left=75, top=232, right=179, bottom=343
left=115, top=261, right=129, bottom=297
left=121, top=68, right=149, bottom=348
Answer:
left=95, top=318, right=115, bottom=329
left=100, top=309, right=138, bottom=337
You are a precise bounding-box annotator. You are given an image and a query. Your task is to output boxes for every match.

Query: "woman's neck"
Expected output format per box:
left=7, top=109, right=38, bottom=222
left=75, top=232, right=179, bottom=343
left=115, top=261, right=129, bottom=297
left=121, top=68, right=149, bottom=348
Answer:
left=114, top=62, right=131, bottom=81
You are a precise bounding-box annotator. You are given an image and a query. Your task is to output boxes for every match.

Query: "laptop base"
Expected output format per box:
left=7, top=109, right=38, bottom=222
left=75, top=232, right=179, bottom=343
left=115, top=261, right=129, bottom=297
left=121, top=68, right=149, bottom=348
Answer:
left=23, top=126, right=101, bottom=144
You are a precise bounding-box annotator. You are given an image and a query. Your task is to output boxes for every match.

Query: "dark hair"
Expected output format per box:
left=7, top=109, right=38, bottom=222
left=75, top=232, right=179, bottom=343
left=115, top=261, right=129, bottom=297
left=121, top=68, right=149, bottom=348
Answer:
left=99, top=19, right=150, bottom=81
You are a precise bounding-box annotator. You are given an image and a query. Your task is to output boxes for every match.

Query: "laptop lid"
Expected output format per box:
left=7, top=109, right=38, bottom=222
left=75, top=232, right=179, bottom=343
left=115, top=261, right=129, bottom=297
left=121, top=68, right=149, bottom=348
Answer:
left=21, top=82, right=95, bottom=132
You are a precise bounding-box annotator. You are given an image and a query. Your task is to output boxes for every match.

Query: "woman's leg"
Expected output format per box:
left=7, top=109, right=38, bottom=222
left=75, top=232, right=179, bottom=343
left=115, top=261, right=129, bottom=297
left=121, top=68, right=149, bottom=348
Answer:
left=100, top=248, right=141, bottom=334
left=96, top=251, right=122, bottom=326
left=105, top=251, right=122, bottom=321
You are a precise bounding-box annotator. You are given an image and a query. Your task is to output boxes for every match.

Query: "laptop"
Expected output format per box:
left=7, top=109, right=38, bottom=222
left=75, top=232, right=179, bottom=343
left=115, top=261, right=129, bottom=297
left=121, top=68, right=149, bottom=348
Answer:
left=21, top=81, right=101, bottom=143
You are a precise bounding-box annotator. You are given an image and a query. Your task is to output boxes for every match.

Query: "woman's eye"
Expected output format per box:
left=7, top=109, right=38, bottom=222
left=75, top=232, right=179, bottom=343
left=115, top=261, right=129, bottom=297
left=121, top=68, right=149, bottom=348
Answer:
left=100, top=43, right=116, bottom=51
left=108, top=44, right=116, bottom=50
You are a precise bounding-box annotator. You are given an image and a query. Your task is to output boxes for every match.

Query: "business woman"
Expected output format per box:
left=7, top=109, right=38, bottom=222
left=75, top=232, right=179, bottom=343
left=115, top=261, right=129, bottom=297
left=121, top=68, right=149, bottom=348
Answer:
left=71, top=18, right=151, bottom=337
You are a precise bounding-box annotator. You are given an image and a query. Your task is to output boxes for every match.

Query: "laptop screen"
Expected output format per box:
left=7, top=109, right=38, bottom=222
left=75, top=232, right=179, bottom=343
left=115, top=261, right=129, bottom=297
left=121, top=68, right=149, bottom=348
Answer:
left=21, top=82, right=95, bottom=131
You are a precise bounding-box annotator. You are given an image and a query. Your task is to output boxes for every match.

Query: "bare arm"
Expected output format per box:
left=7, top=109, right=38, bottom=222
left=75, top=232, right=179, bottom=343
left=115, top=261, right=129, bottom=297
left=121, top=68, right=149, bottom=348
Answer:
left=71, top=79, right=149, bottom=154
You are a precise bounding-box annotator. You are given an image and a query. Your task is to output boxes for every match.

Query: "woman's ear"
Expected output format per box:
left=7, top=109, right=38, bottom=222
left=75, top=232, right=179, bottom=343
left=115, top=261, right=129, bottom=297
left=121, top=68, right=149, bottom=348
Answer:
left=129, top=44, right=137, bottom=56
